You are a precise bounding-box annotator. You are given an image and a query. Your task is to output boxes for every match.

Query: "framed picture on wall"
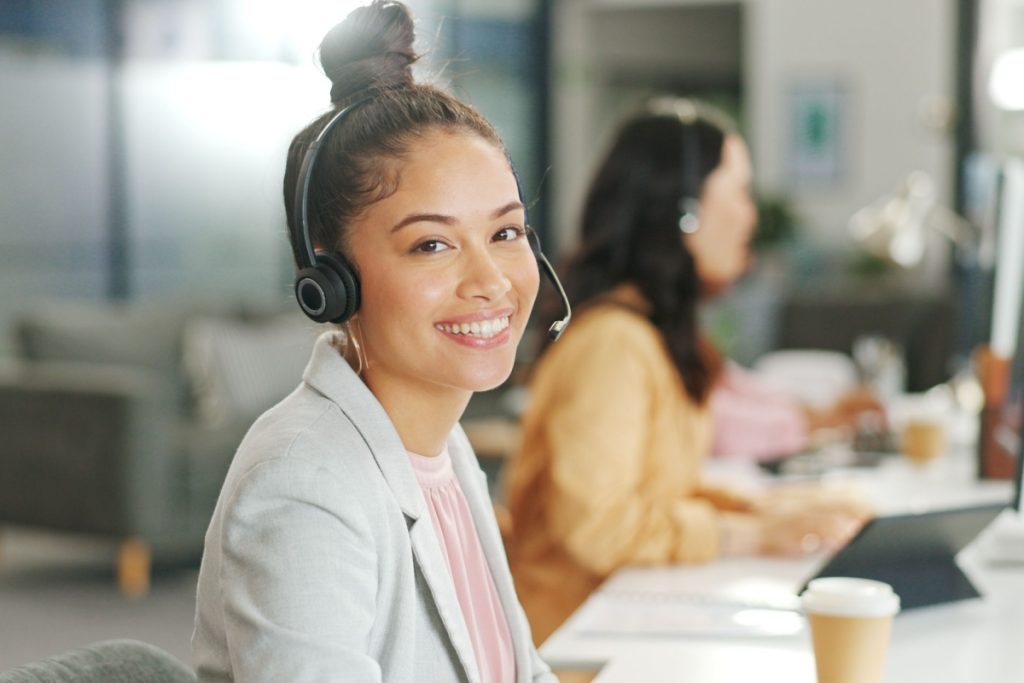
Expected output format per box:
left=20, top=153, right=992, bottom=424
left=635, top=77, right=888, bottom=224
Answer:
left=788, top=82, right=844, bottom=188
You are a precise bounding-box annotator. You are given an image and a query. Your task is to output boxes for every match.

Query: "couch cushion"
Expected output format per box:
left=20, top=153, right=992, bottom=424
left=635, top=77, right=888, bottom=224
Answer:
left=14, top=302, right=194, bottom=407
left=0, top=638, right=195, bottom=683
left=182, top=313, right=318, bottom=426
left=16, top=301, right=189, bottom=370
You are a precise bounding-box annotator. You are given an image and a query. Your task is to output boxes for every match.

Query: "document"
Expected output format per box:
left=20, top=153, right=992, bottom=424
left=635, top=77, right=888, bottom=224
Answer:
left=566, top=561, right=811, bottom=638
left=592, top=643, right=814, bottom=683
left=568, top=590, right=804, bottom=638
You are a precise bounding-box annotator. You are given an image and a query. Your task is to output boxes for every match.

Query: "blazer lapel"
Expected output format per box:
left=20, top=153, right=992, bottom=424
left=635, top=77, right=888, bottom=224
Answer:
left=408, top=513, right=482, bottom=683
left=448, top=427, right=534, bottom=683
left=302, top=333, right=481, bottom=682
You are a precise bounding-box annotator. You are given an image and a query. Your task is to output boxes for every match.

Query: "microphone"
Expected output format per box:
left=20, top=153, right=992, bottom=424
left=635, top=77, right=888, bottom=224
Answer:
left=536, top=250, right=571, bottom=341
left=512, top=166, right=570, bottom=340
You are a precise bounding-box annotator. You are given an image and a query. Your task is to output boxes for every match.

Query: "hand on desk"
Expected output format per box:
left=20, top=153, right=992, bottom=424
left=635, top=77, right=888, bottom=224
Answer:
left=756, top=501, right=868, bottom=556
left=804, top=386, right=888, bottom=437
left=720, top=487, right=872, bottom=557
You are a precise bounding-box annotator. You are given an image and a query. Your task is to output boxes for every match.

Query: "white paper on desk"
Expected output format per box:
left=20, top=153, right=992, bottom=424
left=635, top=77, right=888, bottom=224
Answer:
left=593, top=643, right=815, bottom=683
left=568, top=591, right=805, bottom=638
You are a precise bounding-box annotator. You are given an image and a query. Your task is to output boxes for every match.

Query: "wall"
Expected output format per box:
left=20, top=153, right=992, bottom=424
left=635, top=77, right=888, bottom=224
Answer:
left=745, top=0, right=957, bottom=288
left=0, top=51, right=110, bottom=356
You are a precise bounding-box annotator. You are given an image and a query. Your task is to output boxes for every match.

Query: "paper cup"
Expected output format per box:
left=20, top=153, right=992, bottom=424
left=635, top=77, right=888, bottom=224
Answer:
left=901, top=418, right=947, bottom=464
left=801, top=578, right=900, bottom=683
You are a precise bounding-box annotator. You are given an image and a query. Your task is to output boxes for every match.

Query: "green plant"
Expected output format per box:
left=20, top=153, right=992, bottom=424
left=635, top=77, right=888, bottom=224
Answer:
left=753, top=194, right=800, bottom=251
left=846, top=249, right=893, bottom=278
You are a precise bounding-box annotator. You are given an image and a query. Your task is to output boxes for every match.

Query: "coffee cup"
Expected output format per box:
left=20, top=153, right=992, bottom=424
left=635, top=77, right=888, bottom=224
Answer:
left=901, top=418, right=946, bottom=464
left=800, top=577, right=900, bottom=683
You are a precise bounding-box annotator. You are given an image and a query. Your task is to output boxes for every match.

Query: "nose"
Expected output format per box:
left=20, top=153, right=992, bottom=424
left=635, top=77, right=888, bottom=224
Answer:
left=457, top=244, right=512, bottom=302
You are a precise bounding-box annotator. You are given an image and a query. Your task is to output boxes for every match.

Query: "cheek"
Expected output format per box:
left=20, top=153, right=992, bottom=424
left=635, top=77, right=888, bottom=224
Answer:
left=513, top=259, right=541, bottom=316
left=736, top=204, right=757, bottom=240
left=685, top=231, right=714, bottom=272
left=686, top=231, right=738, bottom=284
left=358, top=265, right=451, bottom=339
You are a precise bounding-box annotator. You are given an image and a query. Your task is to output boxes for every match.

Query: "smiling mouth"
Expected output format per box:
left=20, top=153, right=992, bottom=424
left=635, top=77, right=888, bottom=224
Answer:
left=435, top=316, right=511, bottom=339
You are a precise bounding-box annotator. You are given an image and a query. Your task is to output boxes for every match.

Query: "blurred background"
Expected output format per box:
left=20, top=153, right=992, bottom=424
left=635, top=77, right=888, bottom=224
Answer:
left=4, top=0, right=1022, bottom=376
left=1, top=0, right=1023, bottom=671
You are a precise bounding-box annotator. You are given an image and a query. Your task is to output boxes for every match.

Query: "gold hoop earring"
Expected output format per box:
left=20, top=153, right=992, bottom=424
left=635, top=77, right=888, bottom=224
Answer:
left=345, top=319, right=367, bottom=376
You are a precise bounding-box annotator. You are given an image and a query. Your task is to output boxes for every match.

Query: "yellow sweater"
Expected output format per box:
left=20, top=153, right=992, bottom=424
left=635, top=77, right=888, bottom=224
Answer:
left=503, top=285, right=750, bottom=644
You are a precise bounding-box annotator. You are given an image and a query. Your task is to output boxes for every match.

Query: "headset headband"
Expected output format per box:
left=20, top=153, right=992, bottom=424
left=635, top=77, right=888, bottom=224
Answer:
left=293, top=98, right=372, bottom=269
left=644, top=97, right=734, bottom=234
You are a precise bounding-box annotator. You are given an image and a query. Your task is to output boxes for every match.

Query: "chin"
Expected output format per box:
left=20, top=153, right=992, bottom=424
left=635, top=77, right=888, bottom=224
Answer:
left=466, top=368, right=515, bottom=393
left=454, top=359, right=517, bottom=393
left=446, top=335, right=522, bottom=393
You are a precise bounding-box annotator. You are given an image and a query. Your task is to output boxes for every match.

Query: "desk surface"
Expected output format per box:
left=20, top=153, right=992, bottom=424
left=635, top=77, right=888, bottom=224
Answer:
left=542, top=453, right=1022, bottom=683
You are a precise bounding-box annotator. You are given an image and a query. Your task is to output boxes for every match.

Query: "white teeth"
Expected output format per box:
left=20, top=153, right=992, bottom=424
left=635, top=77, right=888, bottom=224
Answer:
left=437, top=316, right=510, bottom=339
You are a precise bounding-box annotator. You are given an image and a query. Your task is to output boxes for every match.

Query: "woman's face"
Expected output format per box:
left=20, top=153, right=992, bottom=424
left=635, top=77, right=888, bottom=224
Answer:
left=346, top=130, right=539, bottom=402
left=683, top=134, right=758, bottom=289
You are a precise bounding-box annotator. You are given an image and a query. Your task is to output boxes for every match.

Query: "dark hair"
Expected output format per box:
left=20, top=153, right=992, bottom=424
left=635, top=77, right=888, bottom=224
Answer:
left=544, top=99, right=734, bottom=403
left=283, top=1, right=504, bottom=264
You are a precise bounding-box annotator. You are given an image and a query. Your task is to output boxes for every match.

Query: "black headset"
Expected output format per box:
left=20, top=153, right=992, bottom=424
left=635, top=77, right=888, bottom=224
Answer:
left=667, top=97, right=708, bottom=235
left=291, top=98, right=571, bottom=341
left=610, top=98, right=707, bottom=270
left=677, top=116, right=702, bottom=234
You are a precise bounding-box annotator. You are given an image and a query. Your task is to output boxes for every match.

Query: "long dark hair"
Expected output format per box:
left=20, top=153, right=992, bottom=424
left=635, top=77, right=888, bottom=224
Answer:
left=544, top=99, right=734, bottom=403
left=282, top=0, right=504, bottom=264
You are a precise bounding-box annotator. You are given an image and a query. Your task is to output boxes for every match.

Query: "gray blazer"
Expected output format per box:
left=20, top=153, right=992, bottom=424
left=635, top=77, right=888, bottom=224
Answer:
left=193, top=333, right=556, bottom=683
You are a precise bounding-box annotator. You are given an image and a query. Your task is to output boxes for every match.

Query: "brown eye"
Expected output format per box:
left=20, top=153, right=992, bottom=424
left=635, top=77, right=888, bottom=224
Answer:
left=412, top=239, right=450, bottom=254
left=494, top=226, right=526, bottom=242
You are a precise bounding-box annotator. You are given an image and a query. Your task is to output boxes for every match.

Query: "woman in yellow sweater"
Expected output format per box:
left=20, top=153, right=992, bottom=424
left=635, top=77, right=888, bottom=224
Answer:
left=503, top=98, right=869, bottom=643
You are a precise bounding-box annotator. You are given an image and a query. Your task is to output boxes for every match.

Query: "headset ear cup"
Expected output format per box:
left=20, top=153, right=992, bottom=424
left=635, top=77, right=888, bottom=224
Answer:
left=294, top=252, right=360, bottom=324
left=319, top=252, right=360, bottom=322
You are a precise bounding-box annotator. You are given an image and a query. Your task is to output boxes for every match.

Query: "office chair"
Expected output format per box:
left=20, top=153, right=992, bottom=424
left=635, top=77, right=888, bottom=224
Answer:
left=0, top=639, right=195, bottom=683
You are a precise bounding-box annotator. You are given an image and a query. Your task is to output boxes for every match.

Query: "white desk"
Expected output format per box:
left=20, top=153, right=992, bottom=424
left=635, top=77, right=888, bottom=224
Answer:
left=541, top=454, right=1022, bottom=683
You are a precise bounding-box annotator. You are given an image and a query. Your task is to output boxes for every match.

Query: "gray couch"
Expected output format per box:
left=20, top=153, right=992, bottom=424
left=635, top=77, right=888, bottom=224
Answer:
left=0, top=299, right=318, bottom=595
left=0, top=639, right=195, bottom=683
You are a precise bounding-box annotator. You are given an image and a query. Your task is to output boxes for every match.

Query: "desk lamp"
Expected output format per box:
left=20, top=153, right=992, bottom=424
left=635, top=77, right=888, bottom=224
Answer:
left=848, top=170, right=978, bottom=268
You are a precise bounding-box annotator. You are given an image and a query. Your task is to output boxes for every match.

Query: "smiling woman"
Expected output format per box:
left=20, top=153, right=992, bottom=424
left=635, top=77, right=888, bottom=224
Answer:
left=190, top=3, right=558, bottom=682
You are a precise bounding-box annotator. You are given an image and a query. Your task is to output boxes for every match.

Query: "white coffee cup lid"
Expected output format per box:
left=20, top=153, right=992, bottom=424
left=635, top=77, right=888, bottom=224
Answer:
left=800, top=577, right=901, bottom=618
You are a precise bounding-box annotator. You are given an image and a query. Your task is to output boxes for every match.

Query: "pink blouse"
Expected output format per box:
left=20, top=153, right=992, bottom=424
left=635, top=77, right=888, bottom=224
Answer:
left=709, top=362, right=809, bottom=461
left=407, top=447, right=515, bottom=683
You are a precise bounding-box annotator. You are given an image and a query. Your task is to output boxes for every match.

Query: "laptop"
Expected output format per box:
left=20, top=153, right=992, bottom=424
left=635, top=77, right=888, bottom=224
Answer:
left=799, top=502, right=1005, bottom=609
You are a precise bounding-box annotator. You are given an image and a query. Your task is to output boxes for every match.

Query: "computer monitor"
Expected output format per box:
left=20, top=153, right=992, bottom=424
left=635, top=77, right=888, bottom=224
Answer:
left=990, top=313, right=1022, bottom=508
left=979, top=157, right=1024, bottom=480
left=980, top=298, right=1024, bottom=564
left=957, top=152, right=1003, bottom=358
left=1002, top=305, right=1023, bottom=510
left=989, top=158, right=1024, bottom=360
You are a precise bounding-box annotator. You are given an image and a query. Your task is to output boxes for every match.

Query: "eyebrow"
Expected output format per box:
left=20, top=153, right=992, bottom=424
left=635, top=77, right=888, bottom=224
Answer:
left=389, top=201, right=525, bottom=233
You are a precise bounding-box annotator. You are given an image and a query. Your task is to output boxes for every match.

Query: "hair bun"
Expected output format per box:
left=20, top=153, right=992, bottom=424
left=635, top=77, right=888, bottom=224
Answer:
left=319, top=0, right=417, bottom=105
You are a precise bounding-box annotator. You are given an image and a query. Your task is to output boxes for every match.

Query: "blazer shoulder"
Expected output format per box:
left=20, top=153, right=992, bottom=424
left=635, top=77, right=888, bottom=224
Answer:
left=223, top=386, right=377, bottom=495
